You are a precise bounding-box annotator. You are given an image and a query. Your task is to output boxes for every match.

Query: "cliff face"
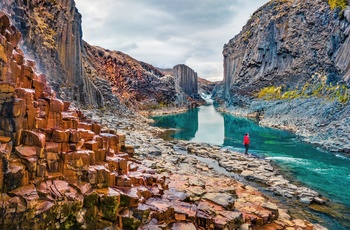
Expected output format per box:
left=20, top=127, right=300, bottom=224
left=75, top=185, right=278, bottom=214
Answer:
left=0, top=0, right=206, bottom=111
left=0, top=14, right=316, bottom=230
left=0, top=0, right=104, bottom=106
left=173, top=64, right=200, bottom=98
left=221, top=0, right=350, bottom=100
left=216, top=0, right=350, bottom=153
left=83, top=43, right=181, bottom=109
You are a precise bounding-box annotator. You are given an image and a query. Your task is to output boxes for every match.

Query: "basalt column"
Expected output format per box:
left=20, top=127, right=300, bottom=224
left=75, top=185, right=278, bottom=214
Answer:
left=173, top=64, right=199, bottom=98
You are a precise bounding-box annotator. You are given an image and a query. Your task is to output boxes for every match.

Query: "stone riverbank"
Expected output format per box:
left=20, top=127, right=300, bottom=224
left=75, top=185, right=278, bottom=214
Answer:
left=84, top=109, right=330, bottom=229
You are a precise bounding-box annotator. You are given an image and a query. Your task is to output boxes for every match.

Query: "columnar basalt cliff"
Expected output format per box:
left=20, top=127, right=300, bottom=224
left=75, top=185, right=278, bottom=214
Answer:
left=173, top=64, right=201, bottom=99
left=0, top=0, right=104, bottom=107
left=216, top=0, right=350, bottom=153
left=0, top=12, right=327, bottom=230
left=221, top=0, right=350, bottom=99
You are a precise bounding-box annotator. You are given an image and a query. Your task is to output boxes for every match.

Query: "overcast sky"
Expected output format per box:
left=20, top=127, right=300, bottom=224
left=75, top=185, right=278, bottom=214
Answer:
left=75, top=0, right=269, bottom=81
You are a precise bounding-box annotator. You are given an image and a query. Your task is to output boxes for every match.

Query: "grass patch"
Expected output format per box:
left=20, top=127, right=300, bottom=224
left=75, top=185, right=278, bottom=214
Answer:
left=256, top=73, right=350, bottom=104
left=328, top=0, right=348, bottom=10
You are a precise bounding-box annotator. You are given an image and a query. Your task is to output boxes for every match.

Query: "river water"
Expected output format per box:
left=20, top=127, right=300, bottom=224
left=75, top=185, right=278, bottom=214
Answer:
left=151, top=98, right=350, bottom=230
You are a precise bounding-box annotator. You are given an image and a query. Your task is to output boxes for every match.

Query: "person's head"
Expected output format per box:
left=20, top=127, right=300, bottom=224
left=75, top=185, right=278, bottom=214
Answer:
left=245, top=133, right=249, bottom=136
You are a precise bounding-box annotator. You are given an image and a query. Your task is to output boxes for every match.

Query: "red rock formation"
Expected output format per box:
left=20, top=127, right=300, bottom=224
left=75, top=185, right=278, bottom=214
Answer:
left=84, top=42, right=180, bottom=109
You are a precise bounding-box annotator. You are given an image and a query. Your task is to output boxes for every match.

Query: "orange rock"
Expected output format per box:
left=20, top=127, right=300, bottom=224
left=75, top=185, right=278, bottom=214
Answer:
left=47, top=111, right=62, bottom=128
left=22, top=130, right=46, bottom=147
left=78, top=129, right=95, bottom=141
left=45, top=142, right=59, bottom=153
left=92, top=123, right=101, bottom=134
left=78, top=122, right=92, bottom=131
left=15, top=145, right=37, bottom=157
left=49, top=98, right=64, bottom=113
left=10, top=60, right=21, bottom=82
left=69, top=130, right=79, bottom=143
left=107, top=155, right=128, bottom=174
left=35, top=117, right=47, bottom=129
left=95, top=148, right=106, bottom=163
left=88, top=165, right=110, bottom=186
left=100, top=133, right=119, bottom=153
left=85, top=140, right=99, bottom=151
left=21, top=65, right=35, bottom=80
left=58, top=142, right=70, bottom=153
left=0, top=12, right=10, bottom=35
left=51, top=129, right=70, bottom=142
left=33, top=79, right=46, bottom=99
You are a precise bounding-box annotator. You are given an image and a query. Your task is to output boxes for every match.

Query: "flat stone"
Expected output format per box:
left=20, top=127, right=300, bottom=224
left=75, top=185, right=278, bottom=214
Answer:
left=202, top=192, right=235, bottom=209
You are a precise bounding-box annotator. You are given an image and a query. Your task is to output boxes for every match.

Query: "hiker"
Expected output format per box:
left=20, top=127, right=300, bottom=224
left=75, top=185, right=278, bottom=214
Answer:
left=243, top=133, right=250, bottom=154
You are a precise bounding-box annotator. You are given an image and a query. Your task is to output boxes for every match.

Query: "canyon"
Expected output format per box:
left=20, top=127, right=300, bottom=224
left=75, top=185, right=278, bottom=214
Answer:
left=0, top=0, right=350, bottom=229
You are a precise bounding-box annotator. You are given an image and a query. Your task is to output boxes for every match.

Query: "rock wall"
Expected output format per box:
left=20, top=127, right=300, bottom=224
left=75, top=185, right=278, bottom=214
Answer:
left=173, top=64, right=200, bottom=98
left=221, top=0, right=350, bottom=100
left=0, top=0, right=104, bottom=107
left=215, top=0, right=350, bottom=153
left=0, top=13, right=329, bottom=230
left=0, top=12, right=165, bottom=229
left=83, top=43, right=206, bottom=110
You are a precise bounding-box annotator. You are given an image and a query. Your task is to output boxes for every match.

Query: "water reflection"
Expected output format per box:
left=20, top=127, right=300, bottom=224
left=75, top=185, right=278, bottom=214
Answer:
left=191, top=99, right=224, bottom=145
left=151, top=100, right=350, bottom=229
left=151, top=108, right=199, bottom=140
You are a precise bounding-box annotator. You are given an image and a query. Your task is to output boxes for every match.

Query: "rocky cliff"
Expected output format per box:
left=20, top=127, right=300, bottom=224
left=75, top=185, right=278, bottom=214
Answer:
left=0, top=0, right=203, bottom=112
left=221, top=0, right=350, bottom=99
left=0, top=0, right=104, bottom=107
left=0, top=13, right=326, bottom=230
left=83, top=43, right=182, bottom=109
left=173, top=64, right=201, bottom=99
left=216, top=0, right=350, bottom=153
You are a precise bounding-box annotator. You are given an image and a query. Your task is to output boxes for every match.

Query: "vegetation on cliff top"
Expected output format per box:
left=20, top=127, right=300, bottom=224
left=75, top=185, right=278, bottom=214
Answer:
left=328, top=0, right=348, bottom=10
left=256, top=73, right=350, bottom=104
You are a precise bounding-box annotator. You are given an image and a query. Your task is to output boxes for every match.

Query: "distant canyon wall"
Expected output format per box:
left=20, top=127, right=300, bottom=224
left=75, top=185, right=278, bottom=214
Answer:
left=0, top=0, right=104, bottom=107
left=83, top=42, right=181, bottom=109
left=173, top=64, right=200, bottom=98
left=221, top=0, right=350, bottom=100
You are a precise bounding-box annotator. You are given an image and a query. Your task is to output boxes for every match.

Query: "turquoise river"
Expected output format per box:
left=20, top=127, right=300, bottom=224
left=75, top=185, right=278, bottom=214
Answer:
left=151, top=98, right=350, bottom=230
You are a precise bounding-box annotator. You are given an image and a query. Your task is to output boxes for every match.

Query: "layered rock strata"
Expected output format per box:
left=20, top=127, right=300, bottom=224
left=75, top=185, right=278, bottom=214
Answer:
left=0, top=12, right=325, bottom=229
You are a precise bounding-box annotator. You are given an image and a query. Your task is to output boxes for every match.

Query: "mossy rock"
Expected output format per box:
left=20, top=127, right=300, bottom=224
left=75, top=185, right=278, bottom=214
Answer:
left=122, top=216, right=142, bottom=230
left=100, top=195, right=120, bottom=221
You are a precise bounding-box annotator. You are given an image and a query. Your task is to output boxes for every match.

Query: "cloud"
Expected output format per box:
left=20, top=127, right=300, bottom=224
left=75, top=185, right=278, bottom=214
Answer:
left=75, top=0, right=269, bottom=81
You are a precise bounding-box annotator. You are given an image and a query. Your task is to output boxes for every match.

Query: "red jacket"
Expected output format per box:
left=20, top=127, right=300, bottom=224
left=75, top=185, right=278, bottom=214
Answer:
left=243, top=135, right=250, bottom=145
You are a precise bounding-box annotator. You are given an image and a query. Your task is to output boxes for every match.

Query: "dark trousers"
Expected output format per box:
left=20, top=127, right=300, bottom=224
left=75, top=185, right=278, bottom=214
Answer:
left=245, top=144, right=249, bottom=154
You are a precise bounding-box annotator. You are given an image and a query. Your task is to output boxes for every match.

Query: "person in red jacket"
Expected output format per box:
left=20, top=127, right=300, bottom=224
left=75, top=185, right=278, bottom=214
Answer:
left=243, top=133, right=250, bottom=154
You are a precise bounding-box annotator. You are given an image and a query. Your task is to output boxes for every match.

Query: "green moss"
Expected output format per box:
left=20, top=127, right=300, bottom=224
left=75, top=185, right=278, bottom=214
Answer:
left=255, top=73, right=350, bottom=104
left=83, top=193, right=100, bottom=229
left=281, top=89, right=300, bottom=99
left=59, top=214, right=83, bottom=230
left=84, top=193, right=99, bottom=208
left=120, top=193, right=131, bottom=207
left=256, top=86, right=282, bottom=100
left=122, top=216, right=142, bottom=230
left=59, top=202, right=83, bottom=230
left=100, top=196, right=120, bottom=221
left=328, top=0, right=348, bottom=10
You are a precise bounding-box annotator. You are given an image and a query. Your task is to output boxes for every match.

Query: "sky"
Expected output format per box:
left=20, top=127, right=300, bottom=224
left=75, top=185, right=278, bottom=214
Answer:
left=74, top=0, right=269, bottom=81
